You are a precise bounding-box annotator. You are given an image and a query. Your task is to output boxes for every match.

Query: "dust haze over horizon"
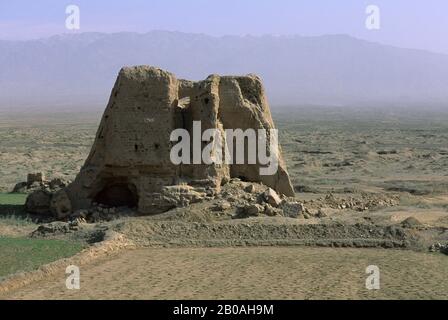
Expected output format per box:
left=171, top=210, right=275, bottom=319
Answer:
left=2, top=0, right=448, bottom=53
left=1, top=1, right=447, bottom=111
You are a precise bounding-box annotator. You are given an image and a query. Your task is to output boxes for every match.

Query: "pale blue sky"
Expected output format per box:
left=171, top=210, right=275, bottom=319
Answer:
left=1, top=0, right=447, bottom=54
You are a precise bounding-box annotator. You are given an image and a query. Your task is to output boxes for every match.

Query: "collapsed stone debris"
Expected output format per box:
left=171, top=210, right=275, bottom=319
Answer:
left=13, top=172, right=69, bottom=194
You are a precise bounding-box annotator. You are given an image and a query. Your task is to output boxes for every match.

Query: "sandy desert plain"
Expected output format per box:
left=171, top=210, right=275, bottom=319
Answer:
left=0, top=105, right=447, bottom=299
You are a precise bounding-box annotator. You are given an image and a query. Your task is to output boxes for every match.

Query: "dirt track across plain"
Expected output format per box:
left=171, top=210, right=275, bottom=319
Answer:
left=3, top=247, right=447, bottom=300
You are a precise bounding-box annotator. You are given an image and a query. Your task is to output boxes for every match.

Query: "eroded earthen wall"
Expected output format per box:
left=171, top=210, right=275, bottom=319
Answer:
left=61, top=66, right=294, bottom=216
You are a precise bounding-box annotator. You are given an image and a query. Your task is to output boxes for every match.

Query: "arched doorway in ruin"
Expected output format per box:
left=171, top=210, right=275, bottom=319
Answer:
left=93, top=182, right=138, bottom=208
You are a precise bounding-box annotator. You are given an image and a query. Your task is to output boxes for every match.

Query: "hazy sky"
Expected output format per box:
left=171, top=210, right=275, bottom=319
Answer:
left=1, top=0, right=447, bottom=54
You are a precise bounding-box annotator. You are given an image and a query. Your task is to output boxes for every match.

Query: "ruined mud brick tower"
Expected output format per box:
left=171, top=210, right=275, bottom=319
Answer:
left=56, top=66, right=294, bottom=216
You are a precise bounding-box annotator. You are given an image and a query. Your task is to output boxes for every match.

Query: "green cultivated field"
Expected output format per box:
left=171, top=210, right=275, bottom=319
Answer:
left=0, top=237, right=84, bottom=279
left=0, top=193, right=27, bottom=205
left=0, top=192, right=84, bottom=279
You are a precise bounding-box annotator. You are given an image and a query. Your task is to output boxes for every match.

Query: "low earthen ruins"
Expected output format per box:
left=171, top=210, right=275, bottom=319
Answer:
left=46, top=66, right=294, bottom=218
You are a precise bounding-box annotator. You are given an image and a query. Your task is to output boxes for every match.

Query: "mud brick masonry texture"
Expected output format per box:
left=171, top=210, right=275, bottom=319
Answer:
left=50, top=66, right=294, bottom=217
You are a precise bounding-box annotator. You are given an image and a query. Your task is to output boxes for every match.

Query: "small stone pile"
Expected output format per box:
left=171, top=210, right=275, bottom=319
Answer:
left=12, top=172, right=70, bottom=194
left=429, top=243, right=448, bottom=255
left=71, top=204, right=136, bottom=223
left=31, top=220, right=83, bottom=237
left=12, top=172, right=72, bottom=218
left=212, top=179, right=306, bottom=219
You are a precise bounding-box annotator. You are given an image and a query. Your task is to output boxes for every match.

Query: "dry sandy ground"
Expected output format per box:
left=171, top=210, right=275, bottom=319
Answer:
left=1, top=109, right=448, bottom=300
left=3, top=247, right=447, bottom=300
left=0, top=112, right=97, bottom=192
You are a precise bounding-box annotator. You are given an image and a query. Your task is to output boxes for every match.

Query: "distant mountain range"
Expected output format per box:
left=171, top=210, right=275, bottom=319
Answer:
left=1, top=31, right=448, bottom=109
